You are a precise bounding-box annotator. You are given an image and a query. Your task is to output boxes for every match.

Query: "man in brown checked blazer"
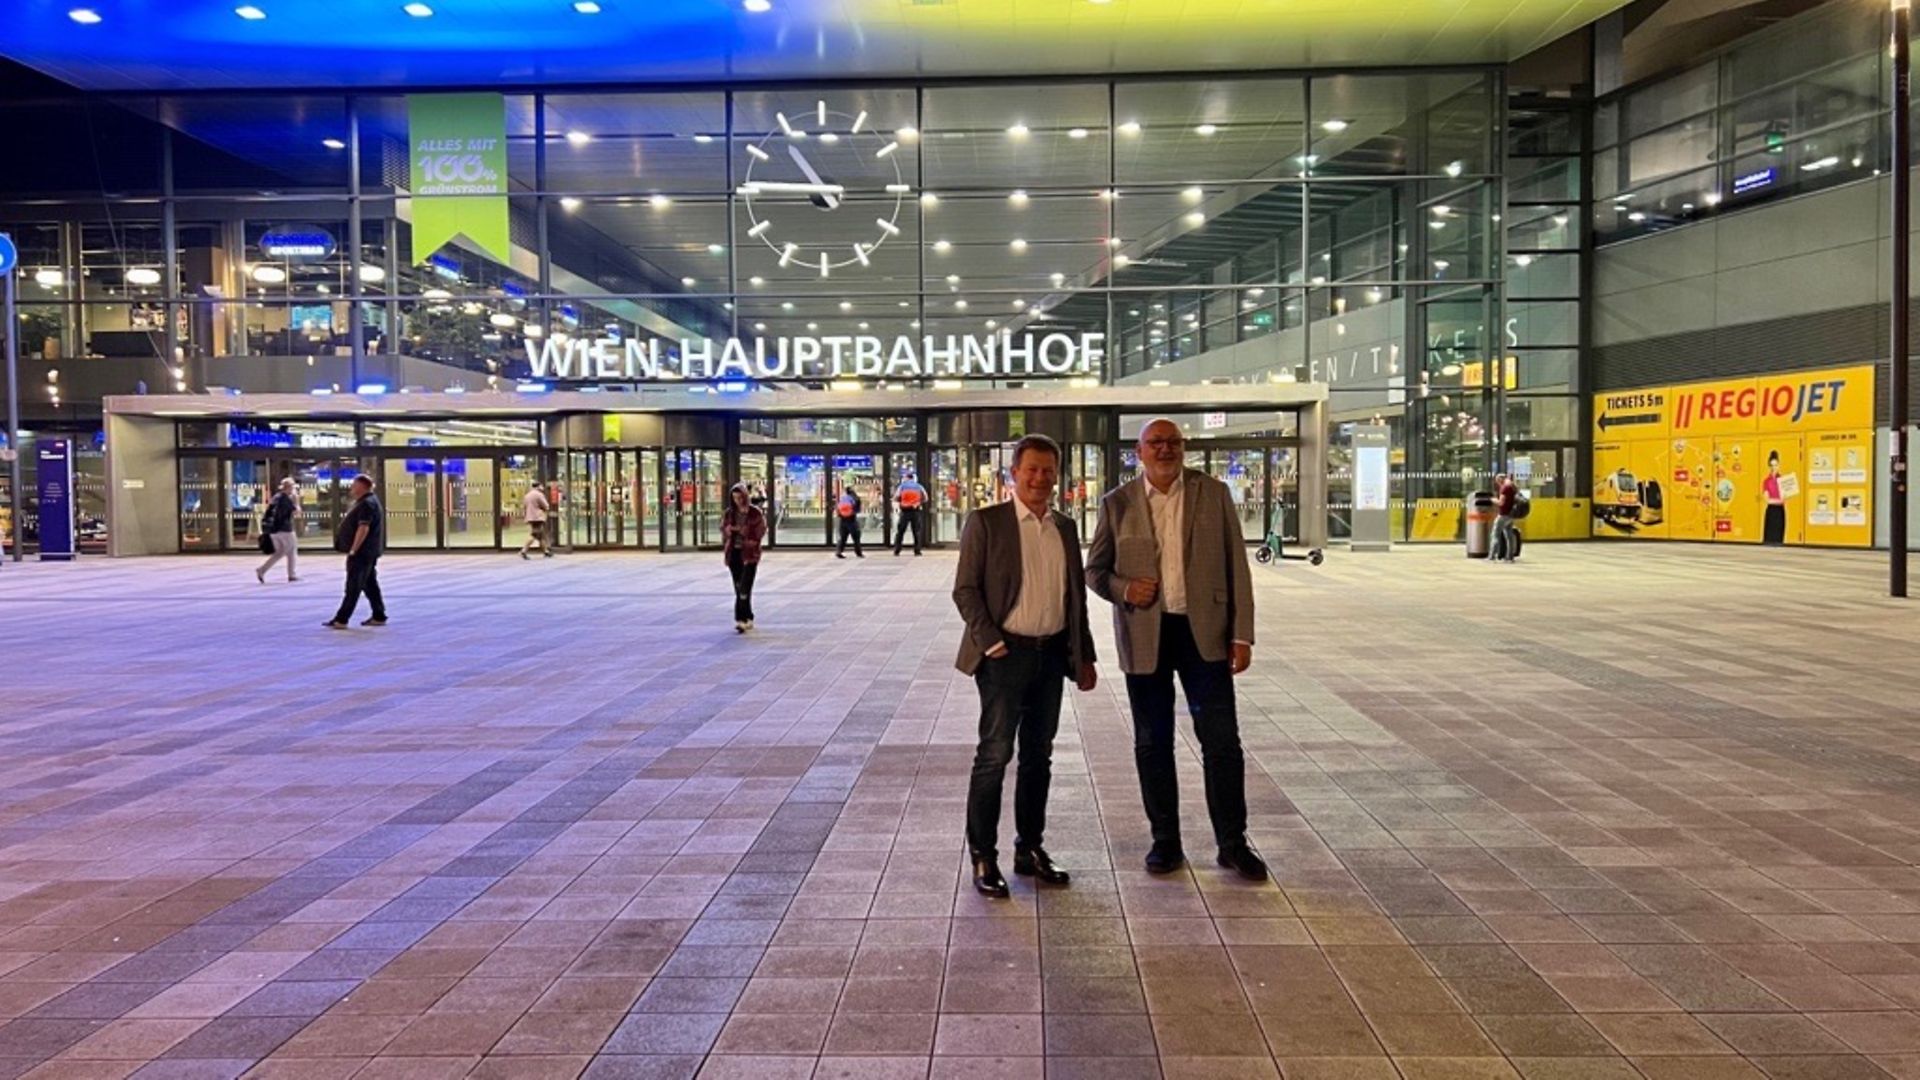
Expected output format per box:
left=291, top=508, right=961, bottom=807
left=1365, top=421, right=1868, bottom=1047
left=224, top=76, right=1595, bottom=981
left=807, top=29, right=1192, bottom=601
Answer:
left=1086, top=417, right=1266, bottom=881
left=952, top=434, right=1099, bottom=899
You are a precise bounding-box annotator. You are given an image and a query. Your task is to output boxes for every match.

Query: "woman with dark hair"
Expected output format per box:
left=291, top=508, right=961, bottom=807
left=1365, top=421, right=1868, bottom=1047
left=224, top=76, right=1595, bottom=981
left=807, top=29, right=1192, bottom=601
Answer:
left=722, top=482, right=767, bottom=632
left=1762, top=450, right=1787, bottom=545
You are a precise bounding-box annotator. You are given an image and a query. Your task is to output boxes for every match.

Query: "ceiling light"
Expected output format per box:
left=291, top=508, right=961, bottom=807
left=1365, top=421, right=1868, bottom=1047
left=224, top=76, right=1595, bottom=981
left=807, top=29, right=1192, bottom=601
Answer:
left=1185, top=211, right=1205, bottom=226
left=896, top=126, right=918, bottom=140
left=807, top=322, right=819, bottom=331
left=954, top=300, right=969, bottom=310
left=1013, top=299, right=1027, bottom=309
left=1320, top=118, right=1349, bottom=133
left=1513, top=254, right=1533, bottom=268
left=1069, top=128, right=1088, bottom=139
left=933, top=239, right=951, bottom=253
left=681, top=277, right=697, bottom=287
left=1009, top=190, right=1029, bottom=206
left=1050, top=272, right=1065, bottom=284
left=1114, top=254, right=1131, bottom=267
left=573, top=0, right=602, bottom=9
left=1107, top=237, right=1123, bottom=248
left=707, top=243, right=725, bottom=254
left=693, top=134, right=714, bottom=144
left=1432, top=260, right=1450, bottom=271
left=1703, top=192, right=1722, bottom=207
left=490, top=313, right=518, bottom=328
left=402, top=2, right=433, bottom=15
left=743, top=0, right=771, bottom=10
left=125, top=268, right=161, bottom=286
left=749, top=275, right=765, bottom=286
left=1118, top=121, right=1141, bottom=136
left=1007, top=123, right=1030, bottom=138
left=1010, top=238, right=1027, bottom=252
left=566, top=130, right=592, bottom=146
left=1444, top=160, right=1464, bottom=177
left=649, top=194, right=671, bottom=208
left=818, top=132, right=839, bottom=144
left=839, top=300, right=853, bottom=311
left=858, top=321, right=870, bottom=330
left=1195, top=124, right=1218, bottom=136
left=945, top=274, right=961, bottom=285
left=781, top=301, right=795, bottom=310
left=322, top=138, right=345, bottom=150
left=68, top=8, right=102, bottom=23
left=754, top=322, right=767, bottom=332
left=33, top=269, right=63, bottom=288
left=559, top=196, right=582, bottom=210
left=1182, top=186, right=1203, bottom=202
left=251, top=265, right=287, bottom=284
left=920, top=192, right=939, bottom=207
left=1627, top=211, right=1647, bottom=222
left=357, top=265, right=386, bottom=284
left=235, top=5, right=267, bottom=19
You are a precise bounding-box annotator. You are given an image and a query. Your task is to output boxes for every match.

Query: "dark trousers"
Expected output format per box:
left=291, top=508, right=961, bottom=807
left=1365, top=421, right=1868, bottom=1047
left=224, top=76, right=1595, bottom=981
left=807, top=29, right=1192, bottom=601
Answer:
left=893, top=508, right=923, bottom=554
left=1125, top=613, right=1247, bottom=851
left=727, top=552, right=757, bottom=622
left=333, top=554, right=386, bottom=623
left=837, top=518, right=863, bottom=556
left=966, top=640, right=1068, bottom=861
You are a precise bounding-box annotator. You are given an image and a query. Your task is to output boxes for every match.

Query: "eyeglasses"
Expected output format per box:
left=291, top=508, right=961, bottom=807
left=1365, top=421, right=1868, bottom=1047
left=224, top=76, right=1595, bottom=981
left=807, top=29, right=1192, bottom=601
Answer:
left=1142, top=437, right=1186, bottom=450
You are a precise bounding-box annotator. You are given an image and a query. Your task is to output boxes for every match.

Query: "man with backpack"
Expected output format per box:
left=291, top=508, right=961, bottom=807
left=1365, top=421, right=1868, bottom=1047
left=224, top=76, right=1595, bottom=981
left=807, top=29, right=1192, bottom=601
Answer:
left=1490, top=473, right=1522, bottom=563
left=835, top=483, right=864, bottom=559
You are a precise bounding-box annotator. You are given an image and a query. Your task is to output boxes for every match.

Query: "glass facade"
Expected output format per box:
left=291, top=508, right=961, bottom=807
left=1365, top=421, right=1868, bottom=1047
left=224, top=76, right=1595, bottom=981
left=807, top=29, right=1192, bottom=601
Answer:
left=2, top=68, right=1513, bottom=548
left=1592, top=0, right=1889, bottom=244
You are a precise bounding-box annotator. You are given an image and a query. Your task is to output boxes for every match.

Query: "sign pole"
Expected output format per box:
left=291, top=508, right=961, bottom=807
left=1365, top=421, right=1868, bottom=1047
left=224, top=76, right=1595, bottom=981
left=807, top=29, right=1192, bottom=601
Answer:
left=1894, top=0, right=1911, bottom=597
left=4, top=263, right=21, bottom=564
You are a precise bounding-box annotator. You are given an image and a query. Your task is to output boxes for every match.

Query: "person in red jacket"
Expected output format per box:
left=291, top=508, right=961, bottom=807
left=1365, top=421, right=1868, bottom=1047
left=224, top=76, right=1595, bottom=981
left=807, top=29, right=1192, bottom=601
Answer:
left=1490, top=474, right=1519, bottom=563
left=721, top=483, right=767, bottom=632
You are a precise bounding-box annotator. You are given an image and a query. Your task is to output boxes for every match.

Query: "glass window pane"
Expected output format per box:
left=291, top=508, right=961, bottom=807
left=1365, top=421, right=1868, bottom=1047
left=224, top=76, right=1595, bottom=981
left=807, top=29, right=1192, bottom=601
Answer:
left=1508, top=253, right=1579, bottom=300
left=544, top=92, right=728, bottom=194
left=922, top=84, right=1108, bottom=188
left=1312, top=73, right=1491, bottom=178
left=1115, top=79, right=1303, bottom=183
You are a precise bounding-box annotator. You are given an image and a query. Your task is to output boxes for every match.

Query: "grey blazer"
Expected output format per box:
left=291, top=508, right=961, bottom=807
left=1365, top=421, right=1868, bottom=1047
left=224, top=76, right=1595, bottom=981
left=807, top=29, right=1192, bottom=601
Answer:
left=951, top=501, right=1097, bottom=676
left=1085, top=469, right=1256, bottom=675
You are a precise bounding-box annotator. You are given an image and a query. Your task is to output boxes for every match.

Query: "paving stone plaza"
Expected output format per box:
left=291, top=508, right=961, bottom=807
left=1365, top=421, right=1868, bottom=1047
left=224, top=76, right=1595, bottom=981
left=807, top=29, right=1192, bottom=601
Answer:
left=1, top=545, right=1919, bottom=1079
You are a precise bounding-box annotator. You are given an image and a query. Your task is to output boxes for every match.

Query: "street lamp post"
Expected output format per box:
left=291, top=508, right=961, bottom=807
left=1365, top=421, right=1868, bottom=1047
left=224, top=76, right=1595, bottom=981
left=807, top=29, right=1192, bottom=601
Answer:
left=1895, top=0, right=1911, bottom=597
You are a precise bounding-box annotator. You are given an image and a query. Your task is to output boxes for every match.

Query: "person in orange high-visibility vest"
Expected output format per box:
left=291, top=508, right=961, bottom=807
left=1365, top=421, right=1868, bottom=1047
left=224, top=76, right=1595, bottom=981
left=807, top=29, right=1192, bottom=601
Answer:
left=893, top=474, right=928, bottom=556
left=835, top=484, right=864, bottom=559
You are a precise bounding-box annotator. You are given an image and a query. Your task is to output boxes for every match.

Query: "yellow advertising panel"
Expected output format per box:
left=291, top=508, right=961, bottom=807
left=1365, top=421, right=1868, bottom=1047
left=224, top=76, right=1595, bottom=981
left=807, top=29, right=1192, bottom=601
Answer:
left=1591, top=364, right=1875, bottom=547
left=1805, top=429, right=1873, bottom=547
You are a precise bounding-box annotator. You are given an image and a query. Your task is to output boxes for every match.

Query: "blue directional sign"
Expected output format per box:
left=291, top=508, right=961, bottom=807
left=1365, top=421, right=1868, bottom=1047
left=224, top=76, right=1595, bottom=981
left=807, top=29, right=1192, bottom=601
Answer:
left=0, top=233, right=16, bottom=274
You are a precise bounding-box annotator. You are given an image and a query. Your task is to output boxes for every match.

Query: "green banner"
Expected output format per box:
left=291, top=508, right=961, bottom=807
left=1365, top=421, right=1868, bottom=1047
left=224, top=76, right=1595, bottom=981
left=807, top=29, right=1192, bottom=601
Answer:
left=407, top=93, right=510, bottom=267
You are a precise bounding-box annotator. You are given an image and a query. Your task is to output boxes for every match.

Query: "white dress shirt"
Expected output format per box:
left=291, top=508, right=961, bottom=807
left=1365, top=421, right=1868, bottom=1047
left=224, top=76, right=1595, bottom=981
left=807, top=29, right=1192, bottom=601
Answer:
left=1143, top=474, right=1187, bottom=615
left=1001, top=501, right=1067, bottom=637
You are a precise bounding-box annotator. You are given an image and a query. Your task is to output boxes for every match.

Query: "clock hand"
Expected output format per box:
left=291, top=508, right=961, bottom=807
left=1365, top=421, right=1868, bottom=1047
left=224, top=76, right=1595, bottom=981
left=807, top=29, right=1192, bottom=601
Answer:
left=787, top=144, right=839, bottom=210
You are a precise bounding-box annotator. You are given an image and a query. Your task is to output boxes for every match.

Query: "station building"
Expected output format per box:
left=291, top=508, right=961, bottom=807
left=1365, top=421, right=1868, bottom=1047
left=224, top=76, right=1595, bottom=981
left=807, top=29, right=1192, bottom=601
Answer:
left=0, top=0, right=1910, bottom=555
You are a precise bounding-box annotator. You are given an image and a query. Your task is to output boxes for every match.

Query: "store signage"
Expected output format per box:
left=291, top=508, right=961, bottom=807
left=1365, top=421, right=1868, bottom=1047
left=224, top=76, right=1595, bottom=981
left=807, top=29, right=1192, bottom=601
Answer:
left=260, top=225, right=336, bottom=262
left=1733, top=168, right=1775, bottom=196
left=1203, top=411, right=1227, bottom=430
left=36, top=438, right=75, bottom=562
left=527, top=331, right=1105, bottom=382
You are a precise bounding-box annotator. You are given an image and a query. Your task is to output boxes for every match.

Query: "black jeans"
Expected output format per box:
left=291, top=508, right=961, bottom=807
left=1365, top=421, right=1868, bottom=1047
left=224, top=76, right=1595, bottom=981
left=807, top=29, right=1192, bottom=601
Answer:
left=334, top=554, right=386, bottom=624
left=893, top=509, right=923, bottom=554
left=837, top=518, right=863, bottom=556
left=727, top=552, right=757, bottom=622
left=966, top=640, right=1068, bottom=861
left=1125, top=613, right=1247, bottom=852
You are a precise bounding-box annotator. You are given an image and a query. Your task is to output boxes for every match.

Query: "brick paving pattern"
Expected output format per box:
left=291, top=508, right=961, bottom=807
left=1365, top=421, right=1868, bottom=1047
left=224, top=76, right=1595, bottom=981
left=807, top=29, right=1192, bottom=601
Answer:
left=1, top=544, right=1918, bottom=1080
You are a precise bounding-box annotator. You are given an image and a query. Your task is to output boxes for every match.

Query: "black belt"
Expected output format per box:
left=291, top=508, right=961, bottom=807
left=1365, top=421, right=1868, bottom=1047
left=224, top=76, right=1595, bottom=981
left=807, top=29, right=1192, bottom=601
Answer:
left=1000, top=630, right=1068, bottom=651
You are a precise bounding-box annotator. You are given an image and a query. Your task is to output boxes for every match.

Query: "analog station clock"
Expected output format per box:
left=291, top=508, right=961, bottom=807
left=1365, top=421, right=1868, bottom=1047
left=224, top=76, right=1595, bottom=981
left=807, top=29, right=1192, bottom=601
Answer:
left=739, top=101, right=911, bottom=277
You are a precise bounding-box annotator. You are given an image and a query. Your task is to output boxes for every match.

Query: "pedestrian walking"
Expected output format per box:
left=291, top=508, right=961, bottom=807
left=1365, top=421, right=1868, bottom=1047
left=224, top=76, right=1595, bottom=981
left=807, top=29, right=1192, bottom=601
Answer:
left=1490, top=473, right=1519, bottom=563
left=1086, top=418, right=1266, bottom=881
left=952, top=434, right=1099, bottom=898
left=722, top=482, right=766, bottom=633
left=325, top=474, right=387, bottom=629
left=255, top=478, right=301, bottom=583
left=520, top=481, right=553, bottom=559
left=835, top=484, right=864, bottom=558
left=893, top=472, right=927, bottom=556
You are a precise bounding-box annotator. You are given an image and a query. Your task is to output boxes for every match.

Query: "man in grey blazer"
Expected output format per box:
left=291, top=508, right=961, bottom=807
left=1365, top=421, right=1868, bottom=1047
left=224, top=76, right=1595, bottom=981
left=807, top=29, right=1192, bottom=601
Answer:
left=1086, top=417, right=1266, bottom=880
left=953, top=434, right=1099, bottom=899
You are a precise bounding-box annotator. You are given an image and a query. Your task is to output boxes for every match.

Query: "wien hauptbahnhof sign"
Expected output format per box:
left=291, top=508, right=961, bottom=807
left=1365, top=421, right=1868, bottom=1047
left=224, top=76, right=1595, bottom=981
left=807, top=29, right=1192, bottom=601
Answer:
left=527, top=331, right=1105, bottom=382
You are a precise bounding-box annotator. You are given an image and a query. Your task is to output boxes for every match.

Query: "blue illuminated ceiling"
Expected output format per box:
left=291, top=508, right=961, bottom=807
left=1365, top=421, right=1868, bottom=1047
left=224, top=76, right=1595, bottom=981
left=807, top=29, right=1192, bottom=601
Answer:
left=0, top=0, right=1629, bottom=92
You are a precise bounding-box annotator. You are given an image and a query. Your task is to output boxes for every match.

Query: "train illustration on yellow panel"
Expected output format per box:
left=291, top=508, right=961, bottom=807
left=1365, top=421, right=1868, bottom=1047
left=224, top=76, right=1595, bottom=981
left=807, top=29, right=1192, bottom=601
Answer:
left=1593, top=468, right=1664, bottom=530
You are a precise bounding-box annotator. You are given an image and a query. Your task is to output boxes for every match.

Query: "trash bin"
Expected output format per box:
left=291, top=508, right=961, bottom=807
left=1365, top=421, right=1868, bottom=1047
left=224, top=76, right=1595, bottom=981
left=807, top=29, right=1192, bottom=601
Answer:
left=1464, top=491, right=1495, bottom=558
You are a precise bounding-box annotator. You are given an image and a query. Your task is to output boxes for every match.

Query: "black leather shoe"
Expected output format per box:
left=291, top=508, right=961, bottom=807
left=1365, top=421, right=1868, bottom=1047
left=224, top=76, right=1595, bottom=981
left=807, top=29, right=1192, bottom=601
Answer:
left=972, top=858, right=1010, bottom=899
left=1144, top=844, right=1186, bottom=875
left=1217, top=843, right=1269, bottom=881
left=1012, top=847, right=1070, bottom=886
